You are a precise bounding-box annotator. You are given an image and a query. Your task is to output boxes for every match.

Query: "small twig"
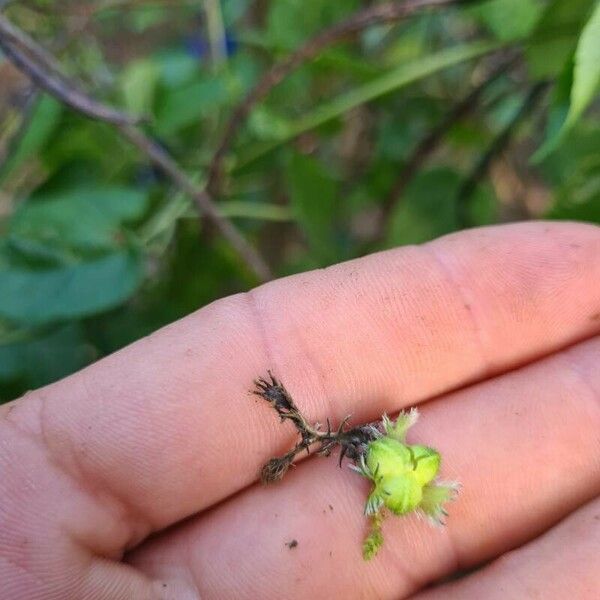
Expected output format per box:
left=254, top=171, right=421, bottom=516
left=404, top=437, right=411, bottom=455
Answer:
left=455, top=81, right=549, bottom=227
left=368, top=53, right=519, bottom=247
left=253, top=372, right=380, bottom=482
left=206, top=0, right=477, bottom=197
left=0, top=15, right=273, bottom=282
left=204, top=0, right=228, bottom=69
left=0, top=15, right=139, bottom=126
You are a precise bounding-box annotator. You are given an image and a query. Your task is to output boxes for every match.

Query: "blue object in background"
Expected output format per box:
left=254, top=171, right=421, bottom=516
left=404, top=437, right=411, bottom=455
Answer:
left=185, top=31, right=238, bottom=60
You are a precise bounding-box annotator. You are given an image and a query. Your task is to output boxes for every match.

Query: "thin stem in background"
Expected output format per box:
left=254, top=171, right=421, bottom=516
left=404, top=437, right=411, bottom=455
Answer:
left=204, top=0, right=228, bottom=69
left=0, top=16, right=139, bottom=126
left=455, top=81, right=550, bottom=227
left=205, top=0, right=478, bottom=198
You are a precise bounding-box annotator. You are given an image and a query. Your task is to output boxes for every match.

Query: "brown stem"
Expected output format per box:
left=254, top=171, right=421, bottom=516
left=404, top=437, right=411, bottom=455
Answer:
left=455, top=81, right=549, bottom=227
left=368, top=52, right=519, bottom=249
left=0, top=15, right=139, bottom=126
left=206, top=0, right=477, bottom=198
left=253, top=372, right=379, bottom=482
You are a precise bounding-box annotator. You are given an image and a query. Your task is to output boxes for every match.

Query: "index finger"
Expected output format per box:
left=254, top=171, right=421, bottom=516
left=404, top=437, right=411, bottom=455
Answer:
left=2, top=222, right=599, bottom=546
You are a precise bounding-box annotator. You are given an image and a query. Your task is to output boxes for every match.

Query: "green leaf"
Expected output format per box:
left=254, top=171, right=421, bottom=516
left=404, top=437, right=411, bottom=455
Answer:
left=156, top=50, right=201, bottom=88
left=121, top=59, right=160, bottom=116
left=236, top=40, right=500, bottom=168
left=534, top=2, right=600, bottom=159
left=0, top=94, right=62, bottom=184
left=525, top=0, right=596, bottom=79
left=386, top=168, right=496, bottom=246
left=386, top=168, right=461, bottom=246
left=546, top=149, right=600, bottom=222
left=0, top=251, right=143, bottom=326
left=532, top=58, right=574, bottom=161
left=266, top=0, right=359, bottom=50
left=472, top=0, right=543, bottom=42
left=285, top=151, right=338, bottom=264
left=156, top=76, right=229, bottom=135
left=8, top=187, right=149, bottom=260
left=568, top=4, right=600, bottom=124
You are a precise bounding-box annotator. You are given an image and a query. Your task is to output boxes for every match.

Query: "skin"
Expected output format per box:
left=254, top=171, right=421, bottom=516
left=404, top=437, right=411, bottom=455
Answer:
left=1, top=221, right=599, bottom=600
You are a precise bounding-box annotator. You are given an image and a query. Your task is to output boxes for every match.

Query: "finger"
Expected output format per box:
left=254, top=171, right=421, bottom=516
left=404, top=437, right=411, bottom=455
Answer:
left=128, top=335, right=600, bottom=599
left=3, top=222, right=600, bottom=545
left=411, top=496, right=600, bottom=600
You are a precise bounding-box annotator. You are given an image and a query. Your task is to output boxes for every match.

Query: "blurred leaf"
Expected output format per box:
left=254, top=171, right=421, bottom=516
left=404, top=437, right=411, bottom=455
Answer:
left=532, top=57, right=574, bottom=161
left=386, top=168, right=461, bottom=246
left=121, top=59, right=160, bottom=115
left=154, top=53, right=259, bottom=137
left=285, top=151, right=338, bottom=264
left=0, top=250, right=143, bottom=326
left=247, top=106, right=293, bottom=140
left=472, top=0, right=543, bottom=42
left=156, top=75, right=229, bottom=135
left=237, top=40, right=500, bottom=168
left=567, top=4, right=600, bottom=126
left=539, top=122, right=600, bottom=185
left=219, top=200, right=293, bottom=221
left=546, top=137, right=600, bottom=222
left=8, top=187, right=148, bottom=260
left=385, top=168, right=496, bottom=246
left=525, top=0, right=596, bottom=79
left=533, top=3, right=600, bottom=159
left=0, top=95, right=62, bottom=184
left=267, top=0, right=359, bottom=49
left=127, top=6, right=167, bottom=32
left=156, top=50, right=201, bottom=88
left=0, top=324, right=93, bottom=398
left=41, top=117, right=131, bottom=178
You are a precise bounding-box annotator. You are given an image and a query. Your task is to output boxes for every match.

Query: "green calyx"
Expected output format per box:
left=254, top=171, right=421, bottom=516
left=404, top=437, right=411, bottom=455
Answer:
left=352, top=408, right=459, bottom=560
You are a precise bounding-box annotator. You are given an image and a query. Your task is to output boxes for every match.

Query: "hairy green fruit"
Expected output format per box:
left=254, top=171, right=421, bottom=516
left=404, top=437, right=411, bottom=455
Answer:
left=352, top=409, right=459, bottom=559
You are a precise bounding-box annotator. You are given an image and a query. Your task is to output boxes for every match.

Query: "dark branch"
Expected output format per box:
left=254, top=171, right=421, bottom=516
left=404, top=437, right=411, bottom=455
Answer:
left=206, top=0, right=478, bottom=198
left=0, top=15, right=140, bottom=126
left=368, top=53, right=519, bottom=248
left=0, top=15, right=273, bottom=282
left=253, top=372, right=380, bottom=483
left=455, top=81, right=549, bottom=227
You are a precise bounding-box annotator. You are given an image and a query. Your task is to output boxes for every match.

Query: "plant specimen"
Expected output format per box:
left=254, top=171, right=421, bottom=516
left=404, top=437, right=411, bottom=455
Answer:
left=253, top=372, right=459, bottom=559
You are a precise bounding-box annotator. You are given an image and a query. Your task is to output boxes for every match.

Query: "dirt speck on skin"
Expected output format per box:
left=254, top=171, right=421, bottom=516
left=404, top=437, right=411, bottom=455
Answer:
left=286, top=539, right=298, bottom=549
left=328, top=504, right=334, bottom=511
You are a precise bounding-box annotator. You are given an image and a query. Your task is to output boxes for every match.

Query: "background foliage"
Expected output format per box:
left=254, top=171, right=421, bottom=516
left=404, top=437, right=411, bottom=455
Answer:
left=0, top=0, right=599, bottom=402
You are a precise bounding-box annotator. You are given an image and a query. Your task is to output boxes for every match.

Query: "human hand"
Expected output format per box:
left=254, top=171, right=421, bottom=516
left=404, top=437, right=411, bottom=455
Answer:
left=1, top=222, right=599, bottom=599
